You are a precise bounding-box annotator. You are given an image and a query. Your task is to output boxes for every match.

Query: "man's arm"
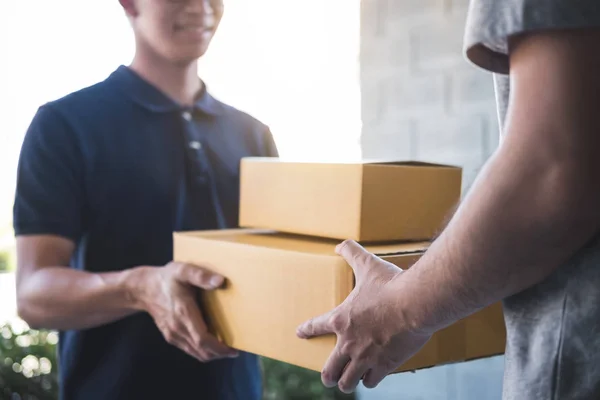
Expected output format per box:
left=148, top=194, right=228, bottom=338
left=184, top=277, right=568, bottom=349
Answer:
left=15, top=234, right=140, bottom=330
left=16, top=234, right=238, bottom=361
left=401, top=28, right=600, bottom=332
left=297, top=28, right=600, bottom=392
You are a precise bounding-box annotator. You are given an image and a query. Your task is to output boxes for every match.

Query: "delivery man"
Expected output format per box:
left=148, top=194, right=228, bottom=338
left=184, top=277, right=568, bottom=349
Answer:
left=297, top=2, right=600, bottom=400
left=13, top=0, right=277, bottom=399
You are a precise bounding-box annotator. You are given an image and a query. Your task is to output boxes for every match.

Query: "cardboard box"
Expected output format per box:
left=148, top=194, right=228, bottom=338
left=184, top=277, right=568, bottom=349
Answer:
left=173, top=229, right=506, bottom=373
left=239, top=158, right=463, bottom=242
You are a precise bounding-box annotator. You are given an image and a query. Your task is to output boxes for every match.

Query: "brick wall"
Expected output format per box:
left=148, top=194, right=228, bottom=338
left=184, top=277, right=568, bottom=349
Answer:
left=360, top=0, right=499, bottom=194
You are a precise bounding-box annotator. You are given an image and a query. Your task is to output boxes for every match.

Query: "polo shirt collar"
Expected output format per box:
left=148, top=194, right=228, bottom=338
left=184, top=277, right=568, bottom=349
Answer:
left=110, top=65, right=222, bottom=116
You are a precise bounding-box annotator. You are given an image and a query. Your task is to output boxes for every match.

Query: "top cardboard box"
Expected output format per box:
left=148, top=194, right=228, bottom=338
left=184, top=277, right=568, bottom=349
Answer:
left=239, top=158, right=463, bottom=242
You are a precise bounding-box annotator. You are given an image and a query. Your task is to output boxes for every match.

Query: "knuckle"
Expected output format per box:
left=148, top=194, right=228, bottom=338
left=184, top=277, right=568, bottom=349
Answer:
left=195, top=269, right=209, bottom=284
left=338, top=239, right=352, bottom=251
left=163, top=331, right=175, bottom=344
left=355, top=349, right=373, bottom=365
left=328, top=313, right=346, bottom=331
left=339, top=340, right=356, bottom=356
left=338, top=379, right=353, bottom=393
left=169, top=262, right=185, bottom=275
left=173, top=302, right=188, bottom=318
left=196, top=337, right=207, bottom=349
left=169, top=321, right=184, bottom=335
left=354, top=251, right=374, bottom=266
left=179, top=263, right=193, bottom=274
left=173, top=309, right=186, bottom=321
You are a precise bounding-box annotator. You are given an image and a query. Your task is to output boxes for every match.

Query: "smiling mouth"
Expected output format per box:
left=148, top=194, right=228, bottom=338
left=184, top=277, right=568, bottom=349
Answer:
left=174, top=24, right=214, bottom=33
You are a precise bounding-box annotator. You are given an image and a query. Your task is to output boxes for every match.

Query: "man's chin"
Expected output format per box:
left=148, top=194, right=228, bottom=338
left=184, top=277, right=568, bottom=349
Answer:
left=170, top=46, right=211, bottom=65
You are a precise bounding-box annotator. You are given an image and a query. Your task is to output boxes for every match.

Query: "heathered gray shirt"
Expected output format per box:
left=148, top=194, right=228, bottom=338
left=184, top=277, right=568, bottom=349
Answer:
left=464, top=2, right=600, bottom=399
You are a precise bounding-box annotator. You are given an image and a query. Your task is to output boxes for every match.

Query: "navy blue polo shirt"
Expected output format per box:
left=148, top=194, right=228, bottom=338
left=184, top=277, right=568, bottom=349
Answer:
left=13, top=65, right=278, bottom=400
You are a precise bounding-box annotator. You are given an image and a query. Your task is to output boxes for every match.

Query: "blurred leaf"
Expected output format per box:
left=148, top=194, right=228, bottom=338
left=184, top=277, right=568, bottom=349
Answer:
left=0, top=250, right=9, bottom=273
left=0, top=321, right=59, bottom=400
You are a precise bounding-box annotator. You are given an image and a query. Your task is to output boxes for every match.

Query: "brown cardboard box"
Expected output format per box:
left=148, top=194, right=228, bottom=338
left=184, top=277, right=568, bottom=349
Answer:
left=239, top=158, right=462, bottom=242
left=173, top=229, right=506, bottom=373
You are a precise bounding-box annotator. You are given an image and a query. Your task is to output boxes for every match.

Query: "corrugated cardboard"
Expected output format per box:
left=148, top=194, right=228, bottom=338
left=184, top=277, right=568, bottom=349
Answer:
left=173, top=229, right=506, bottom=373
left=239, top=158, right=463, bottom=242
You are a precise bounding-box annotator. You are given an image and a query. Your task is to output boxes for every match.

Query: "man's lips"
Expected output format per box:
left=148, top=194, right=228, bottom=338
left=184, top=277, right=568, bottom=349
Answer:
left=174, top=23, right=214, bottom=32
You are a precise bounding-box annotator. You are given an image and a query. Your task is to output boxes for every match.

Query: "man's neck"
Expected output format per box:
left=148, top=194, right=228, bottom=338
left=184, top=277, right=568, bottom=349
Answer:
left=129, top=50, right=203, bottom=107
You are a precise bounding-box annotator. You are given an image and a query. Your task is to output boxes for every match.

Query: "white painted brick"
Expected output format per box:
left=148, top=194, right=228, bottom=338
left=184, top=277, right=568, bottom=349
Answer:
left=449, top=0, right=472, bottom=12
left=361, top=0, right=387, bottom=38
left=387, top=0, right=443, bottom=17
left=361, top=35, right=411, bottom=71
left=414, top=114, right=488, bottom=191
left=410, top=16, right=467, bottom=72
left=451, top=68, right=495, bottom=106
left=382, top=0, right=445, bottom=34
left=382, top=74, right=447, bottom=118
left=361, top=119, right=413, bottom=159
left=361, top=77, right=386, bottom=124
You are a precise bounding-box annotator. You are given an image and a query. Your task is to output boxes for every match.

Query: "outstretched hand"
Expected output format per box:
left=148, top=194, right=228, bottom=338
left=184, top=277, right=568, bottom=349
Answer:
left=296, top=240, right=432, bottom=393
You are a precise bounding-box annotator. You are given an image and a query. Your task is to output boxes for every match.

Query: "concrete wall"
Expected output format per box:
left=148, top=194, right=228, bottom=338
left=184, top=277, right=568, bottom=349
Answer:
left=357, top=0, right=504, bottom=399
left=360, top=0, right=499, bottom=193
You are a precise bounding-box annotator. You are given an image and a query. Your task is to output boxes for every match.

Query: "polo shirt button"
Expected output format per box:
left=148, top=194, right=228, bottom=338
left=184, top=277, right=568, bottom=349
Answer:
left=189, top=141, right=202, bottom=150
left=182, top=111, right=192, bottom=121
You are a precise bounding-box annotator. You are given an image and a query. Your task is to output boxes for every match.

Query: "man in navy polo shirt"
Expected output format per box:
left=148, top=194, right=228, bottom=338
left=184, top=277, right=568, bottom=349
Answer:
left=12, top=0, right=277, bottom=399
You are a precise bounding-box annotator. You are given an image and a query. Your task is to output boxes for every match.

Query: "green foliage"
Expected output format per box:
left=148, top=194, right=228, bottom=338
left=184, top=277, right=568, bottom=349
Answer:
left=0, top=250, right=10, bottom=273
left=0, top=321, right=59, bottom=400
left=0, top=320, right=354, bottom=400
left=262, top=357, right=355, bottom=400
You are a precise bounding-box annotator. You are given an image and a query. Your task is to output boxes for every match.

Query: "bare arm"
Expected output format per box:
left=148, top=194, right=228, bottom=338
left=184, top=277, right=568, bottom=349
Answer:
left=16, top=235, right=142, bottom=330
left=15, top=234, right=238, bottom=361
left=401, top=29, right=600, bottom=332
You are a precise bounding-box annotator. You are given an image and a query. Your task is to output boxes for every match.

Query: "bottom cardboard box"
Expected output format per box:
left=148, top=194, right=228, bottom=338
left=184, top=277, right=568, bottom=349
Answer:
left=173, top=229, right=506, bottom=373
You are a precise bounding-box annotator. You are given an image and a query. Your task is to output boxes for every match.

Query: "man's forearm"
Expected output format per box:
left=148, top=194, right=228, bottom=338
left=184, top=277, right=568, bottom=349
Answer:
left=17, top=266, right=147, bottom=331
left=396, top=141, right=600, bottom=334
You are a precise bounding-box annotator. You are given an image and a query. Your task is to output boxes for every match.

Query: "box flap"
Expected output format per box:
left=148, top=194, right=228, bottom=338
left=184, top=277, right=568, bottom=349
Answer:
left=362, top=159, right=461, bottom=169
left=177, top=229, right=428, bottom=256
left=241, top=157, right=459, bottom=169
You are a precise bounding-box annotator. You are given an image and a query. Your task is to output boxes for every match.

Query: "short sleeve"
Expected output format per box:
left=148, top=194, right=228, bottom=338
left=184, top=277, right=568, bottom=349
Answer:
left=464, top=0, right=600, bottom=74
left=13, top=104, right=86, bottom=242
left=262, top=127, right=279, bottom=158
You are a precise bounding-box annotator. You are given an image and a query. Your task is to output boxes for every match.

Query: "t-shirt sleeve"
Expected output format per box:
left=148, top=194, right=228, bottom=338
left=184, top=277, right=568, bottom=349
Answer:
left=464, top=0, right=600, bottom=74
left=13, top=104, right=86, bottom=242
left=262, top=126, right=279, bottom=158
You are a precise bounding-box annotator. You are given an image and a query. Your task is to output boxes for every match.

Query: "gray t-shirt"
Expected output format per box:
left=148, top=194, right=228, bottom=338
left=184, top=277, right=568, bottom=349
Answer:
left=463, top=2, right=600, bottom=399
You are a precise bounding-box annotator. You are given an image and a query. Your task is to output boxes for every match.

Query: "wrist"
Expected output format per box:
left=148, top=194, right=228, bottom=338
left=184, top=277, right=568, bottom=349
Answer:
left=122, top=266, right=153, bottom=312
left=387, top=266, right=459, bottom=336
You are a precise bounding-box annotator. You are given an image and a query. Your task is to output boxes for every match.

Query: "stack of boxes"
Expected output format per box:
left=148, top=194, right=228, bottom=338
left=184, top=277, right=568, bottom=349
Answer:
left=173, top=158, right=505, bottom=374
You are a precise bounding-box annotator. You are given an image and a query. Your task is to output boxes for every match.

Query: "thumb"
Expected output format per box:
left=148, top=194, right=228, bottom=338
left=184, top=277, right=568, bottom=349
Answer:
left=335, top=240, right=375, bottom=281
left=174, top=263, right=225, bottom=290
left=296, top=309, right=335, bottom=339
